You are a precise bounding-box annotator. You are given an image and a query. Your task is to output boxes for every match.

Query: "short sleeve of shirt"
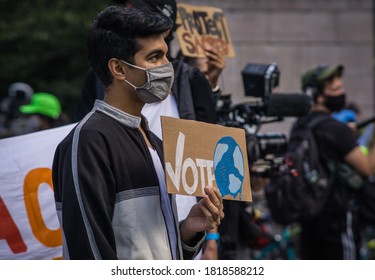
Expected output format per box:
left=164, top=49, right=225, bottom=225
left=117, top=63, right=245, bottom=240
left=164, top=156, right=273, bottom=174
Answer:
left=313, top=112, right=358, bottom=162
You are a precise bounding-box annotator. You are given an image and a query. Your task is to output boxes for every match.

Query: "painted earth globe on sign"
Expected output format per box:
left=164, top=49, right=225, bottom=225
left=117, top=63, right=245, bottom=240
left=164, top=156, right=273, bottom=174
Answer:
left=213, top=136, right=245, bottom=200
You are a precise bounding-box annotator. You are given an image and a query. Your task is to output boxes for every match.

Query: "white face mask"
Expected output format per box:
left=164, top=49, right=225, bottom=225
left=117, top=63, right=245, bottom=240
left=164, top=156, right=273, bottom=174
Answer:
left=121, top=60, right=174, bottom=103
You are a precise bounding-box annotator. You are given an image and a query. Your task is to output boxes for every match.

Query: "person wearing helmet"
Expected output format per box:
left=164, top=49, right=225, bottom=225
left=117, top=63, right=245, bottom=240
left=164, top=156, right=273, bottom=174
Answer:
left=0, top=82, right=35, bottom=138
left=4, top=82, right=34, bottom=117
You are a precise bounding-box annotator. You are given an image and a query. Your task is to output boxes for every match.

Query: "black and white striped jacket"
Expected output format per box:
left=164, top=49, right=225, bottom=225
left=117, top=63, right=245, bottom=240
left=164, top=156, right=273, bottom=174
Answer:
left=53, top=100, right=204, bottom=259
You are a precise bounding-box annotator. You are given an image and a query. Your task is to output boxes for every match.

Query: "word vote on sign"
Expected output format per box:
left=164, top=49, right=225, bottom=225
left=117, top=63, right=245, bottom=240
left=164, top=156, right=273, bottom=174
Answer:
left=162, top=116, right=252, bottom=202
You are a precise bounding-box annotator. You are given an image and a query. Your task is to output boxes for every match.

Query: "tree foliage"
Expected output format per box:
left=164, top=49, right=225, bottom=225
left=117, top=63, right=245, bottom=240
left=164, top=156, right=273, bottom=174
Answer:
left=0, top=0, right=111, bottom=119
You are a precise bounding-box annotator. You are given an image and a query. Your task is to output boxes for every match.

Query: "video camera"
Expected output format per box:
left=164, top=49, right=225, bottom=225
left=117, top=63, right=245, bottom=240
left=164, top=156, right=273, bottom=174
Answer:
left=216, top=63, right=311, bottom=177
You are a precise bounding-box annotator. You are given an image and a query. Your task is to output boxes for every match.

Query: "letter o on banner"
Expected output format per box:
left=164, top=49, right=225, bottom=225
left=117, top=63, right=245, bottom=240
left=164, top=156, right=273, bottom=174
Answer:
left=23, top=168, right=62, bottom=247
left=182, top=158, right=198, bottom=195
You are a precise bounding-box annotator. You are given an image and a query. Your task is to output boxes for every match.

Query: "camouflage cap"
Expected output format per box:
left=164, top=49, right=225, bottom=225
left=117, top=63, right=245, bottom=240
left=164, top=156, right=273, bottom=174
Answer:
left=301, top=64, right=344, bottom=91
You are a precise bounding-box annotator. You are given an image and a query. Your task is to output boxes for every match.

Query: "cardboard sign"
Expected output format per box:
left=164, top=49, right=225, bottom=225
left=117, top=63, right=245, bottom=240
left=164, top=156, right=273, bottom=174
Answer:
left=176, top=3, right=236, bottom=58
left=162, top=116, right=251, bottom=202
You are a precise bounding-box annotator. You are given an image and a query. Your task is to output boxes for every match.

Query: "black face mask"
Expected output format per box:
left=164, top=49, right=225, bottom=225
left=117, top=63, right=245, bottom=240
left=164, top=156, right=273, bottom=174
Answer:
left=324, top=93, right=346, bottom=112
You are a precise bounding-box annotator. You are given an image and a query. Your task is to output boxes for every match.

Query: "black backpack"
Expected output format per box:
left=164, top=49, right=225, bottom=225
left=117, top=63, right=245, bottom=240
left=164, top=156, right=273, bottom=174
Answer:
left=265, top=115, right=332, bottom=225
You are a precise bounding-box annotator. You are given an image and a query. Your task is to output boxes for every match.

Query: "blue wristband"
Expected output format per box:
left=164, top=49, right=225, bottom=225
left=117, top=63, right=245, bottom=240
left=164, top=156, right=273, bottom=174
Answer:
left=206, top=232, right=220, bottom=241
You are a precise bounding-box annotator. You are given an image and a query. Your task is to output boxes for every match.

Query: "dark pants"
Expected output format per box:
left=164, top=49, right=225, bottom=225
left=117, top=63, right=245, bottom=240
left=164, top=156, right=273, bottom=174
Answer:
left=300, top=210, right=360, bottom=260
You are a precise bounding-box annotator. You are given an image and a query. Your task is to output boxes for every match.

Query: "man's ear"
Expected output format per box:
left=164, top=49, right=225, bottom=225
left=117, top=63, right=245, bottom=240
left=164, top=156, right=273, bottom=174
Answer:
left=108, top=58, right=126, bottom=81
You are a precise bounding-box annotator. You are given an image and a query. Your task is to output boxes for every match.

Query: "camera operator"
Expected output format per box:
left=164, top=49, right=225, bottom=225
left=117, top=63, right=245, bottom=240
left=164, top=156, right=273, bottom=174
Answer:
left=297, top=64, right=375, bottom=259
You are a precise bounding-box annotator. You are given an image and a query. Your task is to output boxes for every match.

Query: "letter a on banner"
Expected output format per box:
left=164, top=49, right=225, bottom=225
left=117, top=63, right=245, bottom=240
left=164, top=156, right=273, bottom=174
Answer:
left=24, top=168, right=62, bottom=247
left=0, top=196, right=27, bottom=254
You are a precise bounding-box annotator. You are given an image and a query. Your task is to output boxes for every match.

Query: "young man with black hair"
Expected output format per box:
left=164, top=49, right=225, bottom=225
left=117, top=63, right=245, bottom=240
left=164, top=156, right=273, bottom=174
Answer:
left=74, top=0, right=225, bottom=260
left=296, top=64, right=375, bottom=259
left=53, top=6, right=224, bottom=260
left=74, top=0, right=224, bottom=126
left=73, top=0, right=225, bottom=260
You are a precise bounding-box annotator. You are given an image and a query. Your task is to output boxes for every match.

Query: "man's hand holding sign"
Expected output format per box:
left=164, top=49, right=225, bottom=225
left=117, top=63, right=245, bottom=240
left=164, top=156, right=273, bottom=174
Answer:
left=162, top=116, right=252, bottom=242
left=181, top=186, right=224, bottom=244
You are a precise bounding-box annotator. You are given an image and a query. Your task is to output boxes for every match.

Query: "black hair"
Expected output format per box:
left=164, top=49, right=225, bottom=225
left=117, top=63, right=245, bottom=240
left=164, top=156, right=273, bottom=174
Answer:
left=87, top=6, right=173, bottom=87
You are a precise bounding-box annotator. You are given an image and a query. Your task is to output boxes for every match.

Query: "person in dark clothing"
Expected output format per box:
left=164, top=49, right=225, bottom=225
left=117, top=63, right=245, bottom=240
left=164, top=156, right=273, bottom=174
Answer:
left=296, top=64, right=375, bottom=259
left=53, top=6, right=224, bottom=260
left=74, top=0, right=221, bottom=124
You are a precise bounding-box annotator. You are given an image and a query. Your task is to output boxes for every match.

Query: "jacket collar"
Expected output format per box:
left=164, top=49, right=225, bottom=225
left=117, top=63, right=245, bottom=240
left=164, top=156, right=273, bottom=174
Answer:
left=94, top=100, right=150, bottom=130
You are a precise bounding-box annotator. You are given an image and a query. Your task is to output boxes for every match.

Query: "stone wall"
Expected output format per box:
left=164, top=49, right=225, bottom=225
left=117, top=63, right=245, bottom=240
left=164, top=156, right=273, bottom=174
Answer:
left=172, top=0, right=374, bottom=134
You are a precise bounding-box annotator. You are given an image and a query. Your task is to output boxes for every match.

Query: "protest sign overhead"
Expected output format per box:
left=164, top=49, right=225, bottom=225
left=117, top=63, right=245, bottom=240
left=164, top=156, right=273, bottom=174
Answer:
left=176, top=3, right=236, bottom=58
left=162, top=116, right=251, bottom=202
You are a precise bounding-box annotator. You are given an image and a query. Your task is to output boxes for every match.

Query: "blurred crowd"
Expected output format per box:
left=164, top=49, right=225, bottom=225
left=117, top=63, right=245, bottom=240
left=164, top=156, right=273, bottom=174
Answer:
left=0, top=82, right=69, bottom=138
